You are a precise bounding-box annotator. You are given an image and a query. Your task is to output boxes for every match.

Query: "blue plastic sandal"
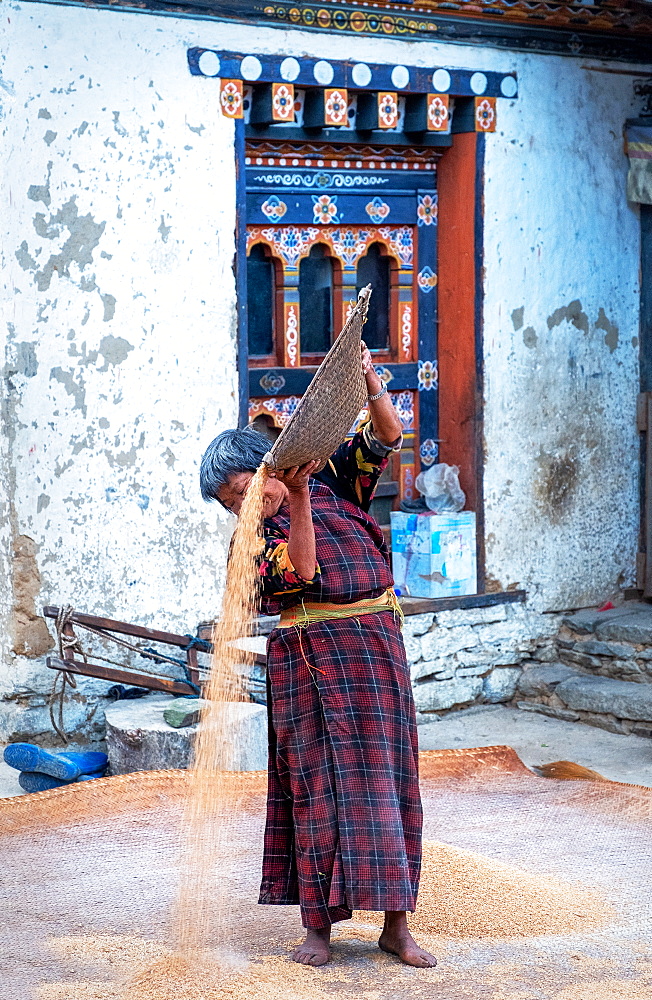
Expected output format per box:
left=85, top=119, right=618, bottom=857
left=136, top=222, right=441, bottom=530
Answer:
left=18, top=771, right=75, bottom=793
left=3, top=743, right=108, bottom=781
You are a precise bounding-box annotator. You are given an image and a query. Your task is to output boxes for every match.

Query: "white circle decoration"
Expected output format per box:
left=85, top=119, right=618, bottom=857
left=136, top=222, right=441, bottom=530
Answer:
left=240, top=55, right=263, bottom=81
left=280, top=57, right=301, bottom=82
left=198, top=51, right=220, bottom=77
left=313, top=60, right=334, bottom=85
left=391, top=65, right=410, bottom=90
left=351, top=63, right=372, bottom=87
left=470, top=72, right=488, bottom=95
left=432, top=69, right=451, bottom=93
left=500, top=75, right=517, bottom=98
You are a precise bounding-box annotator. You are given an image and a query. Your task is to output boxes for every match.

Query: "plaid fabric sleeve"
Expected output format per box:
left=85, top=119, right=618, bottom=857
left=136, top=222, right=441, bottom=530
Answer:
left=259, top=531, right=321, bottom=595
left=318, top=419, right=403, bottom=511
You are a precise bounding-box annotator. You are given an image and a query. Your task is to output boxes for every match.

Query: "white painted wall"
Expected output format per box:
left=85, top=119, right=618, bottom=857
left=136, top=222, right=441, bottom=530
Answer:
left=0, top=3, right=241, bottom=737
left=0, top=3, right=646, bottom=736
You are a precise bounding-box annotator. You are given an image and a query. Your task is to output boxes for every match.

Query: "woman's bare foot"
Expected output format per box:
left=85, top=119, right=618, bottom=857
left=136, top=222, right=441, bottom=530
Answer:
left=291, top=926, right=332, bottom=966
left=378, top=911, right=437, bottom=968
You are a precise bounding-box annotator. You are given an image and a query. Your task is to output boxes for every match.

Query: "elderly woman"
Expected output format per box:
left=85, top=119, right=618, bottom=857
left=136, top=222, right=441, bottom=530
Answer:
left=200, top=347, right=436, bottom=970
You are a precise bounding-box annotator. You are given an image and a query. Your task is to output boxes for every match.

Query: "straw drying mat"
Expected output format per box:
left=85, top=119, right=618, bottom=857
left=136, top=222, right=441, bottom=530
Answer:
left=1, top=745, right=651, bottom=1000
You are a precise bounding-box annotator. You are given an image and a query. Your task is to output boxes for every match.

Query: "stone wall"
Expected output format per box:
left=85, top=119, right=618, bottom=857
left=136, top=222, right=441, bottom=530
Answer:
left=514, top=603, right=652, bottom=738
left=404, top=602, right=560, bottom=719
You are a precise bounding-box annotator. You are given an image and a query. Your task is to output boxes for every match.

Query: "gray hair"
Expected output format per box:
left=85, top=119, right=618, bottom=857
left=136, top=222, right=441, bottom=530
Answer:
left=200, top=426, right=269, bottom=502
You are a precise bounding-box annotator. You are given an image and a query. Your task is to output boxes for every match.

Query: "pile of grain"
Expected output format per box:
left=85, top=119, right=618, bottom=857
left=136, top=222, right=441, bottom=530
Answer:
left=357, top=840, right=615, bottom=938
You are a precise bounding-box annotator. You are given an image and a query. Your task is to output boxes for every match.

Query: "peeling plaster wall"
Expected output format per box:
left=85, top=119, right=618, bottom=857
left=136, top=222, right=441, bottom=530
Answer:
left=0, top=4, right=646, bottom=736
left=1, top=4, right=240, bottom=738
left=481, top=58, right=642, bottom=610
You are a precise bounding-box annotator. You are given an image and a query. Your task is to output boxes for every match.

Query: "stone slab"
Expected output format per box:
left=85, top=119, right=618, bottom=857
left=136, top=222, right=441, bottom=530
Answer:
left=517, top=664, right=580, bottom=698
left=413, top=676, right=483, bottom=713
left=579, top=639, right=637, bottom=659
left=555, top=674, right=652, bottom=722
left=516, top=701, right=580, bottom=723
left=105, top=695, right=268, bottom=774
left=595, top=615, right=652, bottom=645
left=562, top=604, right=644, bottom=635
left=482, top=667, right=522, bottom=704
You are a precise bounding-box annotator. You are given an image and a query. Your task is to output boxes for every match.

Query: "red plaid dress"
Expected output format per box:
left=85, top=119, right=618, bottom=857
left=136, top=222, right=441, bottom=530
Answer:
left=257, top=424, right=422, bottom=929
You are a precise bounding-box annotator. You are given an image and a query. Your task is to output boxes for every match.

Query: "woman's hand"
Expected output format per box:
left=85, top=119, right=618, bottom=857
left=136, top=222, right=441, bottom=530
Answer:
left=275, top=460, right=320, bottom=493
left=361, top=341, right=374, bottom=376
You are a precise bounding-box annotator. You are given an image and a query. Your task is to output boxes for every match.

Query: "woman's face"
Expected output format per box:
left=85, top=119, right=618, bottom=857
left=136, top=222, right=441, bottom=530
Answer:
left=217, top=472, right=287, bottom=518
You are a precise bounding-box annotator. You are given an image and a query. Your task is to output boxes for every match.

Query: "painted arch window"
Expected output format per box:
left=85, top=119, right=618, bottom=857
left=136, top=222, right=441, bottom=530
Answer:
left=247, top=243, right=277, bottom=360
left=246, top=234, right=401, bottom=366
left=299, top=244, right=335, bottom=357
left=356, top=243, right=391, bottom=352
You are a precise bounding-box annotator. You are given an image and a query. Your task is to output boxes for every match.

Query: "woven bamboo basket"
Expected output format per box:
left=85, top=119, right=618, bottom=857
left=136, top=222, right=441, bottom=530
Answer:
left=263, top=284, right=371, bottom=472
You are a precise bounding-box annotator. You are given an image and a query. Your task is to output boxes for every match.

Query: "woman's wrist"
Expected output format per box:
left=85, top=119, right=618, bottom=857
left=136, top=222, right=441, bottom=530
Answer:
left=286, top=483, right=311, bottom=501
left=365, top=370, right=382, bottom=396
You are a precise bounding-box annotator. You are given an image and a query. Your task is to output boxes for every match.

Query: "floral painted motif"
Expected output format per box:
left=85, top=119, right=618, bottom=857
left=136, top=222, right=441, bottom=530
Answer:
left=417, top=194, right=438, bottom=227
left=312, top=194, right=340, bottom=224
left=284, top=304, right=299, bottom=367
left=349, top=405, right=371, bottom=436
left=324, top=88, right=348, bottom=126
left=401, top=463, right=415, bottom=500
left=420, top=438, right=439, bottom=467
left=261, top=195, right=287, bottom=223
left=417, top=360, right=438, bottom=391
left=365, top=196, right=391, bottom=224
left=219, top=79, right=243, bottom=119
left=475, top=97, right=497, bottom=133
left=417, top=265, right=438, bottom=292
left=259, top=226, right=320, bottom=268
left=325, top=228, right=371, bottom=267
left=250, top=225, right=414, bottom=272
left=378, top=226, right=413, bottom=267
left=250, top=172, right=389, bottom=189
left=249, top=395, right=302, bottom=428
left=392, top=391, right=415, bottom=430
left=377, top=91, right=399, bottom=129
left=272, top=83, right=295, bottom=122
left=400, top=303, right=412, bottom=360
left=258, top=372, right=286, bottom=394
left=246, top=228, right=261, bottom=249
left=427, top=94, right=449, bottom=132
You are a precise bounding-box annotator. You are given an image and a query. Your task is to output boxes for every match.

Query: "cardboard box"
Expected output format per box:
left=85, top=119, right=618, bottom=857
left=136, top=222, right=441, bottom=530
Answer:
left=390, top=510, right=477, bottom=599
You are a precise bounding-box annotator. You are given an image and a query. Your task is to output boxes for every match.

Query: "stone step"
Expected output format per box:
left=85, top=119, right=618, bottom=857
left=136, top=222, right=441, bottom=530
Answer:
left=563, top=602, right=652, bottom=644
left=516, top=663, right=652, bottom=735
left=517, top=663, right=579, bottom=698
left=554, top=673, right=652, bottom=723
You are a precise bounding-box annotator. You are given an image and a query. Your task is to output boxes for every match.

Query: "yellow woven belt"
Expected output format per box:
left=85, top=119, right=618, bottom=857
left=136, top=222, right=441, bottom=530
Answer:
left=277, top=588, right=403, bottom=629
